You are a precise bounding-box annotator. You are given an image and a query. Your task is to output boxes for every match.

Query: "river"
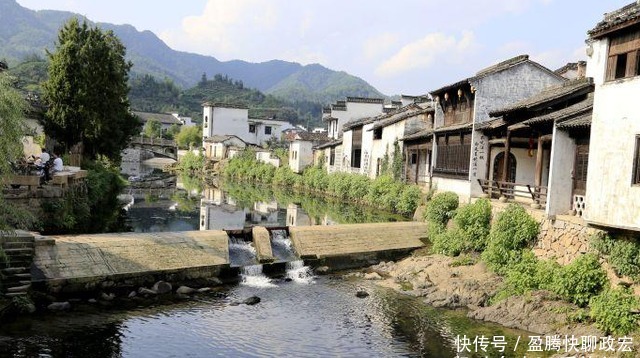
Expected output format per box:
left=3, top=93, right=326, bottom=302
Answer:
left=0, top=179, right=541, bottom=357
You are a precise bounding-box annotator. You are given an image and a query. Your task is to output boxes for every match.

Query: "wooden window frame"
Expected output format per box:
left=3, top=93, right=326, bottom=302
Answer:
left=433, top=132, right=471, bottom=178
left=249, top=124, right=256, bottom=133
left=606, top=28, right=640, bottom=81
left=633, top=135, right=640, bottom=185
left=264, top=126, right=272, bottom=135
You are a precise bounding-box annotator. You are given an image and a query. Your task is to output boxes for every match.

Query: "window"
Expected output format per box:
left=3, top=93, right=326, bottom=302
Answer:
left=265, top=126, right=272, bottom=135
left=433, top=133, right=471, bottom=177
left=204, top=115, right=208, bottom=128
left=329, top=147, right=335, bottom=165
left=633, top=136, right=640, bottom=185
left=352, top=149, right=362, bottom=168
left=410, top=153, right=418, bottom=165
left=249, top=124, right=256, bottom=133
left=606, top=28, right=640, bottom=81
left=373, top=128, right=382, bottom=140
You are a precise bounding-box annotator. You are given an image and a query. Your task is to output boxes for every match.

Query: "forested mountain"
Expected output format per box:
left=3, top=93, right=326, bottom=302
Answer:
left=0, top=0, right=384, bottom=105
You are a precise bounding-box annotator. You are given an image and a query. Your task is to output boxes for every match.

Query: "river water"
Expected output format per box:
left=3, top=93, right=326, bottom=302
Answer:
left=0, top=179, right=541, bottom=357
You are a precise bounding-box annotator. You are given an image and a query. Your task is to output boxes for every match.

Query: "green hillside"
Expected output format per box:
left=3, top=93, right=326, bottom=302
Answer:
left=267, top=64, right=385, bottom=103
left=0, top=0, right=385, bottom=106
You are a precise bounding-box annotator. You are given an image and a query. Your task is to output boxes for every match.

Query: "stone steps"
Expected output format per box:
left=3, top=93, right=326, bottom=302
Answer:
left=1, top=232, right=35, bottom=297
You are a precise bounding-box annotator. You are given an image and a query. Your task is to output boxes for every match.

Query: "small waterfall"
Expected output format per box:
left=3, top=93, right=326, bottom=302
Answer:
left=270, top=229, right=298, bottom=262
left=285, top=260, right=315, bottom=284
left=241, top=264, right=277, bottom=288
left=228, top=236, right=258, bottom=267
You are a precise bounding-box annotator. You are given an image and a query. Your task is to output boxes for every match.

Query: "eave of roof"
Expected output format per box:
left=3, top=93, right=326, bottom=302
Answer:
left=314, top=139, right=342, bottom=150
left=589, top=2, right=640, bottom=38
left=521, top=95, right=593, bottom=126
left=430, top=79, right=472, bottom=96
left=369, top=105, right=434, bottom=131
left=433, top=122, right=473, bottom=134
left=556, top=112, right=592, bottom=130
left=401, top=129, right=433, bottom=141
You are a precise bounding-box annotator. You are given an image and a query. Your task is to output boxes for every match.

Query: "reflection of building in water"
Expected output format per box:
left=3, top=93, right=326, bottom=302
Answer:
left=254, top=201, right=278, bottom=214
left=120, top=148, right=155, bottom=177
left=199, top=189, right=286, bottom=230
left=287, top=203, right=311, bottom=226
left=286, top=203, right=334, bottom=226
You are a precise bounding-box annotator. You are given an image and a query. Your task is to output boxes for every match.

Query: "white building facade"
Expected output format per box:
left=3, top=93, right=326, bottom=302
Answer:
left=584, top=3, right=640, bottom=231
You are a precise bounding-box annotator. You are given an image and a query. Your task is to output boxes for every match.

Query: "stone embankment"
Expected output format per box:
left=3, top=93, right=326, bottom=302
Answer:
left=364, top=255, right=602, bottom=336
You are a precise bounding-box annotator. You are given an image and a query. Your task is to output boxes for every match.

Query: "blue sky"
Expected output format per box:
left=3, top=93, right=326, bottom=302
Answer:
left=16, top=0, right=632, bottom=95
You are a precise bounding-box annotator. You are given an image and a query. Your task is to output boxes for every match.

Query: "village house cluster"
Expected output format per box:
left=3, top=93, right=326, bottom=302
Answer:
left=202, top=2, right=640, bottom=233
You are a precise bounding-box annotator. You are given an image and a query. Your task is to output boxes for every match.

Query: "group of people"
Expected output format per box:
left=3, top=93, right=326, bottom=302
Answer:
left=30, top=148, right=63, bottom=183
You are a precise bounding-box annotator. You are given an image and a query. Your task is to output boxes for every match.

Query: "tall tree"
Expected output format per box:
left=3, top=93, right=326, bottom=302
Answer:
left=42, top=18, right=141, bottom=162
left=0, top=72, right=34, bottom=230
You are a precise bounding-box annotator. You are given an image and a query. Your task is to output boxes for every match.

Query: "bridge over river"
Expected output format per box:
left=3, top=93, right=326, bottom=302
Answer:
left=1, top=222, right=427, bottom=296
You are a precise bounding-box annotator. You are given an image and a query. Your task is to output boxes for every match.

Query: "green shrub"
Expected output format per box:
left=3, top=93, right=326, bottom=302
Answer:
left=553, top=254, right=608, bottom=307
left=482, top=204, right=539, bottom=274
left=450, top=254, right=477, bottom=267
left=273, top=166, right=299, bottom=187
left=366, top=175, right=395, bottom=209
left=423, top=192, right=459, bottom=226
left=590, top=288, right=640, bottom=335
left=430, top=226, right=466, bottom=256
left=176, top=151, right=204, bottom=173
left=347, top=174, right=371, bottom=202
left=492, top=250, right=562, bottom=302
left=397, top=185, right=422, bottom=216
left=453, top=199, right=492, bottom=252
left=591, top=233, right=640, bottom=279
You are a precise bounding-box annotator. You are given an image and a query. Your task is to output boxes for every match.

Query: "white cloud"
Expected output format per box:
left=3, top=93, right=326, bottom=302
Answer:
left=160, top=0, right=279, bottom=60
left=375, top=31, right=477, bottom=77
left=362, top=33, right=398, bottom=60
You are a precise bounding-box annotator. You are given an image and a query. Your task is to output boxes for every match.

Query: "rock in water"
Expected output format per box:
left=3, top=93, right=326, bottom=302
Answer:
left=47, top=302, right=71, bottom=311
left=315, top=266, right=330, bottom=275
left=243, top=296, right=261, bottom=305
left=356, top=290, right=370, bottom=298
left=176, top=286, right=196, bottom=295
left=138, top=287, right=158, bottom=296
left=152, top=281, right=172, bottom=294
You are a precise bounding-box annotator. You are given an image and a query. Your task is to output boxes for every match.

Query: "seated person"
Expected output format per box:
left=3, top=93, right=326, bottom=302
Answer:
left=52, top=153, right=63, bottom=173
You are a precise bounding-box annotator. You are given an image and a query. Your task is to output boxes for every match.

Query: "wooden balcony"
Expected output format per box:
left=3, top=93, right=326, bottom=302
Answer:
left=477, top=179, right=547, bottom=205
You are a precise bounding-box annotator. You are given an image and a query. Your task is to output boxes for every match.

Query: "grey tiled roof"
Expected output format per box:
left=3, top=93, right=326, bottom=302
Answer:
left=430, top=79, right=472, bottom=96
left=133, top=111, right=182, bottom=125
left=370, top=104, right=434, bottom=130
left=201, top=102, right=248, bottom=109
left=314, top=139, right=342, bottom=150
left=401, top=129, right=433, bottom=141
left=346, top=97, right=384, bottom=104
left=589, top=2, right=640, bottom=38
left=296, top=131, right=331, bottom=142
left=433, top=122, right=473, bottom=134
left=475, top=55, right=529, bottom=78
left=490, top=78, right=593, bottom=117
left=522, top=94, right=593, bottom=126
left=556, top=112, right=592, bottom=129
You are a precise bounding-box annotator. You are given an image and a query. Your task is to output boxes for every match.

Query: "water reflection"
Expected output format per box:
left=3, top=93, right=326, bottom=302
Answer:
left=125, top=176, right=405, bottom=232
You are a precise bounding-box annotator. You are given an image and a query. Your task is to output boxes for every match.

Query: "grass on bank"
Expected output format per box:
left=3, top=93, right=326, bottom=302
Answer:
left=221, top=150, right=422, bottom=216
left=423, top=192, right=640, bottom=335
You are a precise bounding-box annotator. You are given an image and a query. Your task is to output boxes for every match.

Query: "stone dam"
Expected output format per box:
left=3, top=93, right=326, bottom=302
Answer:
left=2, top=222, right=427, bottom=295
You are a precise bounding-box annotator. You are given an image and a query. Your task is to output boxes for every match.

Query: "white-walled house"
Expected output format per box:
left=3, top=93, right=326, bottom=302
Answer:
left=202, top=102, right=294, bottom=146
left=134, top=111, right=182, bottom=134
left=429, top=55, right=565, bottom=200
left=583, top=2, right=640, bottom=231
left=203, top=135, right=246, bottom=160
left=318, top=97, right=385, bottom=174
left=368, top=102, right=434, bottom=179
left=289, top=132, right=330, bottom=173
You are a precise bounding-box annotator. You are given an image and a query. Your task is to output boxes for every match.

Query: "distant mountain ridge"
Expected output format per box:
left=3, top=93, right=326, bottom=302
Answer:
left=0, top=0, right=384, bottom=103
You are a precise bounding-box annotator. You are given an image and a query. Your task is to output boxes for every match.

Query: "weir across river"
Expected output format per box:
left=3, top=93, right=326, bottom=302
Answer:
left=8, top=222, right=427, bottom=294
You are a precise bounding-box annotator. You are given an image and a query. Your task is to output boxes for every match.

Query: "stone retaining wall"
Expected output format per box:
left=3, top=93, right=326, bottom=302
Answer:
left=533, top=217, right=604, bottom=265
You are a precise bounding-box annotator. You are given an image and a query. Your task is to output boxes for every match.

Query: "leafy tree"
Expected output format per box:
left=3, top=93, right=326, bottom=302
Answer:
left=165, top=123, right=181, bottom=139
left=175, top=125, right=202, bottom=149
left=42, top=18, right=141, bottom=162
left=143, top=118, right=162, bottom=139
left=0, top=72, right=34, bottom=230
